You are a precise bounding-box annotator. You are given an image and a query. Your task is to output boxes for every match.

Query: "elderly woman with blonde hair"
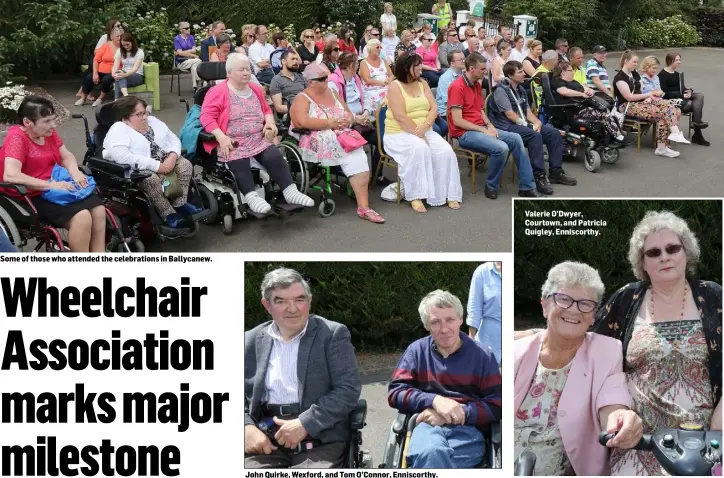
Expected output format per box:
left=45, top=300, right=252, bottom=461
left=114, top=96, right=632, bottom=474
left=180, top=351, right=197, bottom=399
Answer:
left=360, top=39, right=394, bottom=113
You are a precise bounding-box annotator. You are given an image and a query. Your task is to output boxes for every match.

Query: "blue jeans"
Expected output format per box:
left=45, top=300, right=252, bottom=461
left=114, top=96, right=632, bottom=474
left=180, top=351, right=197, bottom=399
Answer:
left=407, top=423, right=484, bottom=468
left=421, top=70, right=441, bottom=87
left=0, top=229, right=16, bottom=252
left=506, top=122, right=564, bottom=176
left=457, top=130, right=535, bottom=191
left=433, top=116, right=448, bottom=138
left=114, top=73, right=144, bottom=99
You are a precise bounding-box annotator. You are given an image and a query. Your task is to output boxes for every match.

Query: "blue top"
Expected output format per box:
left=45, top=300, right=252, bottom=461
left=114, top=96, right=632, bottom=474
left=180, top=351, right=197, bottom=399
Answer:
left=173, top=34, right=196, bottom=65
left=436, top=67, right=462, bottom=116
left=465, top=262, right=502, bottom=364
left=640, top=73, right=661, bottom=94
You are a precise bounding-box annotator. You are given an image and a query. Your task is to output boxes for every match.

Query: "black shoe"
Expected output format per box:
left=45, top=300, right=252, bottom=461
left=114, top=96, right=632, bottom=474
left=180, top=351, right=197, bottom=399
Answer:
left=484, top=186, right=498, bottom=200
left=549, top=169, right=577, bottom=186
left=693, top=121, right=709, bottom=130
left=534, top=174, right=555, bottom=195
left=692, top=134, right=710, bottom=146
left=518, top=188, right=543, bottom=197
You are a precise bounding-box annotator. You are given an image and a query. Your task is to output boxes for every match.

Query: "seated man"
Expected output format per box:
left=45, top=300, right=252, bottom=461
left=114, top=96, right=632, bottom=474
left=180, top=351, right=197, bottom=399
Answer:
left=173, top=22, right=203, bottom=92
left=434, top=50, right=466, bottom=138
left=568, top=47, right=587, bottom=86
left=531, top=50, right=558, bottom=109
left=585, top=45, right=614, bottom=101
left=200, top=20, right=226, bottom=62
left=388, top=290, right=502, bottom=469
left=244, top=268, right=362, bottom=468
left=269, top=51, right=307, bottom=117
left=488, top=61, right=577, bottom=195
left=448, top=53, right=541, bottom=199
left=248, top=25, right=276, bottom=84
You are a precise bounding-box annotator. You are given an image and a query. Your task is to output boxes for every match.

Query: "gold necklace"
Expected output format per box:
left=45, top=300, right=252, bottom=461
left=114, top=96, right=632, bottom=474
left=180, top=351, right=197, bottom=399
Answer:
left=648, top=283, right=688, bottom=350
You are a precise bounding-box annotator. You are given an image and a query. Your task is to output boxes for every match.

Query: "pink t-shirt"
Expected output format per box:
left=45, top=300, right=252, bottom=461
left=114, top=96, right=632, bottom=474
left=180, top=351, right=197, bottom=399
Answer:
left=416, top=46, right=438, bottom=69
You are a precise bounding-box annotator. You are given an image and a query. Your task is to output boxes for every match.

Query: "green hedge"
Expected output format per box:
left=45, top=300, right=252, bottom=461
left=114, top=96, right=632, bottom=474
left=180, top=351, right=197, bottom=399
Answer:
left=244, top=262, right=484, bottom=352
left=513, top=200, right=722, bottom=325
left=697, top=7, right=724, bottom=47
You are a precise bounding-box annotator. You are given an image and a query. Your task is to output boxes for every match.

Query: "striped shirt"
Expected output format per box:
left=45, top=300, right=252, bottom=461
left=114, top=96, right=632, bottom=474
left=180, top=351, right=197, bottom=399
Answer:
left=262, top=321, right=308, bottom=404
left=388, top=333, right=502, bottom=427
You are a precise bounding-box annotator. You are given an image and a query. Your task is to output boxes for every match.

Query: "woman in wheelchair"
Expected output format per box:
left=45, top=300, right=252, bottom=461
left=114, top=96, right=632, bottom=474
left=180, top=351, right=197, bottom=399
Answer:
left=289, top=63, right=386, bottom=224
left=551, top=62, right=625, bottom=142
left=200, top=53, right=314, bottom=215
left=0, top=95, right=107, bottom=252
left=103, top=96, right=200, bottom=228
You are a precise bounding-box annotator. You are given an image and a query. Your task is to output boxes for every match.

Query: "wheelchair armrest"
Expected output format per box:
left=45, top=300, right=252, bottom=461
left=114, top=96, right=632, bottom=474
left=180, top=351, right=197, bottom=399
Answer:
left=391, top=413, right=408, bottom=435
left=349, top=399, right=367, bottom=431
left=79, top=165, right=92, bottom=176
left=490, top=421, right=501, bottom=445
left=291, top=128, right=311, bottom=136
left=0, top=182, right=28, bottom=196
left=199, top=131, right=216, bottom=142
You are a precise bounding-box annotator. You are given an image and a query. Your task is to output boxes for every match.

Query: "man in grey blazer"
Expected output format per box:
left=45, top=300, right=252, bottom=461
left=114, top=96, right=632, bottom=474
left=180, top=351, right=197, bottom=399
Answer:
left=244, top=267, right=362, bottom=468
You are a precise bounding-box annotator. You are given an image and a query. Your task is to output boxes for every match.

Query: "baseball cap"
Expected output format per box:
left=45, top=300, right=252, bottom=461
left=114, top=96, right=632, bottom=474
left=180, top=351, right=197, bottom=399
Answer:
left=592, top=45, right=608, bottom=54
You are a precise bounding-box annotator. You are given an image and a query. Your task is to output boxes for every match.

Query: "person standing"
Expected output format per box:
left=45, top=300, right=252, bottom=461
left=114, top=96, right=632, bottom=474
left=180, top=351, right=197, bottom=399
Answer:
left=431, top=0, right=453, bottom=30
left=380, top=3, right=397, bottom=34
left=466, top=262, right=502, bottom=365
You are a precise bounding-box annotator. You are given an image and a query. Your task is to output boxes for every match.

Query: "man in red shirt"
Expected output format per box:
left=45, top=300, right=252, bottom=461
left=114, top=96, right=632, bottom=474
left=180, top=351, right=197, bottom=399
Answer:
left=447, top=52, right=540, bottom=199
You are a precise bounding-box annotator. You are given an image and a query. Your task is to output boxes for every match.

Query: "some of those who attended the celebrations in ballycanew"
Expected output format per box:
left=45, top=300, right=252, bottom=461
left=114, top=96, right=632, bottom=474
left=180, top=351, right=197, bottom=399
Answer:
left=514, top=211, right=722, bottom=475
left=388, top=290, right=502, bottom=468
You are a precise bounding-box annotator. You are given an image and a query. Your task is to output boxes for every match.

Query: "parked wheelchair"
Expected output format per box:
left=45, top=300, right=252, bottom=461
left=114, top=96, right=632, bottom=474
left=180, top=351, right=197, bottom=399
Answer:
left=379, top=412, right=501, bottom=469
left=74, top=104, right=212, bottom=250
left=180, top=61, right=308, bottom=234
left=534, top=73, right=626, bottom=172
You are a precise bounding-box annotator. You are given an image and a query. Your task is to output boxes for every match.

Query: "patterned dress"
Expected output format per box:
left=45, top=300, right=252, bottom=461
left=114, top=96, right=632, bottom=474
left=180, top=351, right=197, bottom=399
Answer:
left=362, top=59, right=389, bottom=113
left=611, top=296, right=714, bottom=476
left=514, top=360, right=574, bottom=476
left=225, top=89, right=272, bottom=162
left=293, top=92, right=348, bottom=165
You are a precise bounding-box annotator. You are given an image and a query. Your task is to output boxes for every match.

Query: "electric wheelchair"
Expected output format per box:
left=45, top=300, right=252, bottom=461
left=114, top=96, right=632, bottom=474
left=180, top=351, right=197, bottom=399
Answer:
left=74, top=103, right=212, bottom=250
left=181, top=61, right=308, bottom=234
left=379, top=413, right=502, bottom=469
left=533, top=73, right=626, bottom=172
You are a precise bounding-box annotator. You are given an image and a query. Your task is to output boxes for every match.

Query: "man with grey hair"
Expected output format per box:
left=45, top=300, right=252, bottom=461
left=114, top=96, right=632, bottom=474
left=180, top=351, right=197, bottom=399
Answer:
left=555, top=38, right=569, bottom=62
left=244, top=267, right=362, bottom=467
left=388, top=290, right=502, bottom=468
left=173, top=22, right=203, bottom=92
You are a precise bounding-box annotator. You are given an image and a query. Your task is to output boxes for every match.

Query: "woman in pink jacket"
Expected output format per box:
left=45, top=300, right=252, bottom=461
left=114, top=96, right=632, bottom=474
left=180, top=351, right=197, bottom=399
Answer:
left=514, top=261, right=644, bottom=475
left=200, top=53, right=313, bottom=215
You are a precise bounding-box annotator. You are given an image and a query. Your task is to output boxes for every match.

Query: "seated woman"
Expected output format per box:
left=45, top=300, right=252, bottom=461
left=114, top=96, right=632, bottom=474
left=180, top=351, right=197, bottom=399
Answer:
left=360, top=39, right=393, bottom=113
left=76, top=28, right=121, bottom=107
left=112, top=32, right=144, bottom=100
left=613, top=51, right=690, bottom=158
left=415, top=34, right=442, bottom=87
left=200, top=53, right=314, bottom=215
left=551, top=61, right=625, bottom=142
left=592, top=211, right=722, bottom=474
left=659, top=52, right=709, bottom=146
left=395, top=29, right=417, bottom=63
left=297, top=29, right=319, bottom=72
left=515, top=261, right=644, bottom=475
left=77, top=18, right=123, bottom=101
left=383, top=52, right=462, bottom=213
left=321, top=40, right=340, bottom=74
left=236, top=24, right=256, bottom=56
left=490, top=40, right=512, bottom=88
left=289, top=63, right=385, bottom=224
left=104, top=96, right=200, bottom=228
left=0, top=96, right=106, bottom=251
left=210, top=33, right=232, bottom=62
left=337, top=26, right=356, bottom=54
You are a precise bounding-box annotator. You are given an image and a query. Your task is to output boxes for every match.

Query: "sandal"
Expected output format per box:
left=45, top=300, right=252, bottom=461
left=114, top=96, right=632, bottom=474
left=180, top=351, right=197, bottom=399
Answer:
left=410, top=200, right=427, bottom=213
left=448, top=200, right=461, bottom=210
left=357, top=208, right=385, bottom=223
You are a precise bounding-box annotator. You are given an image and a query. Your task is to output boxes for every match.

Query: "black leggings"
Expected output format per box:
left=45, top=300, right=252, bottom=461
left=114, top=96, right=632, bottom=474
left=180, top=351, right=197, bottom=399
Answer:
left=226, top=146, right=293, bottom=195
left=82, top=72, right=115, bottom=94
left=680, top=92, right=704, bottom=124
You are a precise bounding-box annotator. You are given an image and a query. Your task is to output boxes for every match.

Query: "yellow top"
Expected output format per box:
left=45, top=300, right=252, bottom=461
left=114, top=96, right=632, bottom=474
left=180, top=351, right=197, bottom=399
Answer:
left=573, top=66, right=586, bottom=86
left=433, top=2, right=452, bottom=27
left=385, top=80, right=429, bottom=134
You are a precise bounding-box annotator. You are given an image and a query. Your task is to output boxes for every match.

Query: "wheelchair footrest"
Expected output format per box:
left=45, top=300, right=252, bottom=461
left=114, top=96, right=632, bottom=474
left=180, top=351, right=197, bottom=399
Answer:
left=157, top=224, right=192, bottom=238
left=188, top=209, right=212, bottom=222
left=244, top=208, right=274, bottom=220
left=275, top=203, right=304, bottom=214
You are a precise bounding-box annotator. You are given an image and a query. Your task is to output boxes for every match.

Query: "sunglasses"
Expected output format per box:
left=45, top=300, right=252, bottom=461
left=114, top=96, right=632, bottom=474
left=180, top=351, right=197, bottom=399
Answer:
left=310, top=76, right=328, bottom=82
left=422, top=37, right=433, bottom=41
left=305, top=35, right=314, bottom=39
left=448, top=33, right=458, bottom=37
left=332, top=47, right=340, bottom=52
left=370, top=33, right=380, bottom=37
left=466, top=34, right=475, bottom=37
left=181, top=27, right=190, bottom=30
left=549, top=293, right=598, bottom=313
left=315, top=30, right=321, bottom=34
left=643, top=244, right=684, bottom=258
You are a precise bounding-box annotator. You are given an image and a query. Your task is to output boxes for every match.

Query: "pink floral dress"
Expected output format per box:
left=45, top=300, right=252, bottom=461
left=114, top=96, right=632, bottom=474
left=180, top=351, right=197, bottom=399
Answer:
left=224, top=90, right=272, bottom=162
left=362, top=59, right=389, bottom=113
left=514, top=360, right=574, bottom=476
left=293, top=92, right=348, bottom=165
left=611, top=295, right=713, bottom=476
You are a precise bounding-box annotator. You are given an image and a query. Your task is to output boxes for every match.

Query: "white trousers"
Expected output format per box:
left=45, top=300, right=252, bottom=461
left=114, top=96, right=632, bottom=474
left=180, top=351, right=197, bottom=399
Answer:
left=177, top=58, right=202, bottom=87
left=383, top=130, right=462, bottom=206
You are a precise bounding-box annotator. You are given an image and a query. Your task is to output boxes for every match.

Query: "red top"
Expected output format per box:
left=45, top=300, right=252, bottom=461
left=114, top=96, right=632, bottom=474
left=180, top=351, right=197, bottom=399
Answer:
left=447, top=74, right=486, bottom=139
left=0, top=126, right=63, bottom=197
left=315, top=39, right=327, bottom=52
left=94, top=42, right=117, bottom=74
left=338, top=38, right=356, bottom=53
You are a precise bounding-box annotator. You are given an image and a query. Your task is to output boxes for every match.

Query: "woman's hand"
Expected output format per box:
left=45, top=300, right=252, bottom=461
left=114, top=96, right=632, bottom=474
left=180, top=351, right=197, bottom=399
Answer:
left=327, top=117, right=347, bottom=131
left=583, top=89, right=594, bottom=98
left=683, top=90, right=692, bottom=99
left=603, top=408, right=643, bottom=449
left=652, top=89, right=664, bottom=97
left=69, top=169, right=89, bottom=188
left=263, top=122, right=278, bottom=141
left=92, top=73, right=100, bottom=85
left=49, top=181, right=77, bottom=191
left=157, top=159, right=174, bottom=175
left=217, top=134, right=234, bottom=159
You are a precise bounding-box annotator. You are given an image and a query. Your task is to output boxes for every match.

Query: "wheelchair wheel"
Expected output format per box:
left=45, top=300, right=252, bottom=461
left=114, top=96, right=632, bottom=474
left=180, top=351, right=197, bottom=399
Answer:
left=0, top=205, right=21, bottom=248
left=222, top=214, right=233, bottom=235
left=584, top=149, right=601, bottom=173
left=600, top=147, right=620, bottom=164
left=197, top=184, right=219, bottom=225
left=318, top=199, right=335, bottom=218
left=279, top=141, right=308, bottom=194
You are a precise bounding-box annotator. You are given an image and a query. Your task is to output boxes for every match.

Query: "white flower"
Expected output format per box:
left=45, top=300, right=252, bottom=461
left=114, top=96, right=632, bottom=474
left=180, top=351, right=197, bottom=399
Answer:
left=161, top=6, right=166, bottom=10
left=200, top=22, right=206, bottom=26
left=174, top=23, right=178, bottom=27
left=193, top=24, right=200, bottom=29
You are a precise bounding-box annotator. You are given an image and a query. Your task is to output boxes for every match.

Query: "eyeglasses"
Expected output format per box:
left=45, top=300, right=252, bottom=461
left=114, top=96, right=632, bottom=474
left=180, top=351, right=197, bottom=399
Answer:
left=370, top=33, right=380, bottom=37
left=548, top=293, right=598, bottom=313
left=310, top=76, right=328, bottom=82
left=422, top=37, right=433, bottom=41
left=466, top=34, right=475, bottom=38
left=305, top=35, right=314, bottom=39
left=332, top=47, right=340, bottom=52
left=181, top=27, right=190, bottom=30
left=248, top=34, right=256, bottom=38
left=129, top=110, right=148, bottom=119
left=448, top=32, right=458, bottom=37
left=315, top=30, right=321, bottom=34
left=643, top=243, right=684, bottom=258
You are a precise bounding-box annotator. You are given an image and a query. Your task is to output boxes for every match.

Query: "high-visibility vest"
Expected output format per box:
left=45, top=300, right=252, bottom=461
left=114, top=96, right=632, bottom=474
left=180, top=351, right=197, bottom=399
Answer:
left=435, top=3, right=452, bottom=27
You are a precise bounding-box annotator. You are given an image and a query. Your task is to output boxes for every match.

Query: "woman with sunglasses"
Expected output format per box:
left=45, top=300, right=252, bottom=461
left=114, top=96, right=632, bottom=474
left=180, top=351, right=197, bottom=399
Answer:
left=298, top=29, right=319, bottom=71
left=237, top=24, right=256, bottom=56
left=415, top=33, right=442, bottom=87
left=321, top=40, right=341, bottom=74
left=395, top=29, right=417, bottom=63
left=515, top=261, right=644, bottom=475
left=314, top=27, right=326, bottom=52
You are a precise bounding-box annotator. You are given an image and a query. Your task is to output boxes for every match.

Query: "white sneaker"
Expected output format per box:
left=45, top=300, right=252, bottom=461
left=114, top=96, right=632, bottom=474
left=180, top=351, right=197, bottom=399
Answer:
left=668, top=131, right=690, bottom=144
left=92, top=98, right=103, bottom=107
left=74, top=98, right=85, bottom=106
left=655, top=147, right=680, bottom=158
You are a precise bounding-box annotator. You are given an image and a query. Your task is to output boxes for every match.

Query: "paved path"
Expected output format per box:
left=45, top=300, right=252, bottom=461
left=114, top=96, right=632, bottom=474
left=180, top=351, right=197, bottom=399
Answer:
left=45, top=47, right=723, bottom=252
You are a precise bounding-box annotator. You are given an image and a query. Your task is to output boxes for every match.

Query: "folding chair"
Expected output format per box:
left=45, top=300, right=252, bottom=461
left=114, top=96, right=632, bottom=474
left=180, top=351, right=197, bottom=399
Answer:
left=447, top=108, right=488, bottom=194
left=374, top=103, right=402, bottom=203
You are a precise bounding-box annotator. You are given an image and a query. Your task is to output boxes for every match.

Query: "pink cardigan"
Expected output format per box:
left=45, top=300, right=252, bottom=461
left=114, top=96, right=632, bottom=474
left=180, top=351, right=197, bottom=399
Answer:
left=514, top=330, right=633, bottom=476
left=199, top=80, right=271, bottom=153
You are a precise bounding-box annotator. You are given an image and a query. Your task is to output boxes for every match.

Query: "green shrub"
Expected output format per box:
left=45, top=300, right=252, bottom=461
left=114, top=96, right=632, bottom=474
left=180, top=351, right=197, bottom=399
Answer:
left=697, top=7, right=724, bottom=47
left=626, top=15, right=701, bottom=48
left=125, top=9, right=177, bottom=69
left=244, top=262, right=485, bottom=352
left=513, top=200, right=722, bottom=326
